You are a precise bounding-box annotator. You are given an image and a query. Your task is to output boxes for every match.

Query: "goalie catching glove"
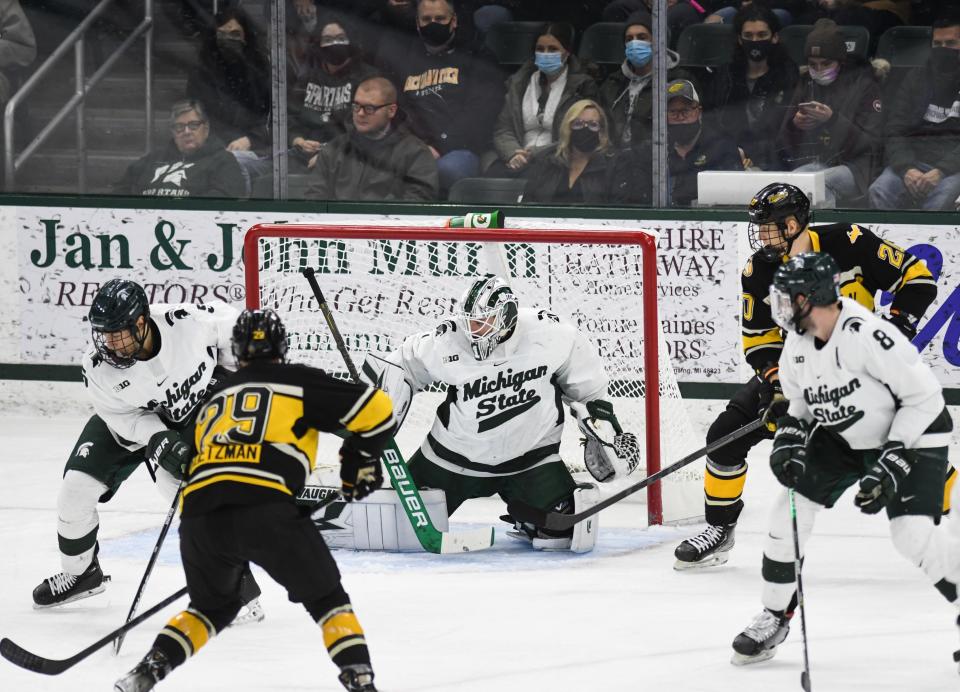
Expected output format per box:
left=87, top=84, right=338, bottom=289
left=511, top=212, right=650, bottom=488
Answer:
left=572, top=400, right=641, bottom=483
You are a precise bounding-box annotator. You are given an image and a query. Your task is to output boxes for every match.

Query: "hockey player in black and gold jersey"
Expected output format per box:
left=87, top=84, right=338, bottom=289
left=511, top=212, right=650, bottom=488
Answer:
left=674, top=181, right=953, bottom=569
left=115, top=309, right=395, bottom=692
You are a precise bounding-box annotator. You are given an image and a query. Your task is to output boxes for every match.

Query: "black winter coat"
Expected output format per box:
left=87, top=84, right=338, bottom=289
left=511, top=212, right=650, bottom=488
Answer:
left=522, top=146, right=620, bottom=205
left=114, top=135, right=246, bottom=199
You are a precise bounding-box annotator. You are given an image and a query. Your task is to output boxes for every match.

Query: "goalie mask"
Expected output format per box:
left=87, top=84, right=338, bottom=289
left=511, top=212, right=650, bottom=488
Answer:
left=88, top=279, right=150, bottom=369
left=457, top=274, right=518, bottom=361
left=769, top=252, right=840, bottom=334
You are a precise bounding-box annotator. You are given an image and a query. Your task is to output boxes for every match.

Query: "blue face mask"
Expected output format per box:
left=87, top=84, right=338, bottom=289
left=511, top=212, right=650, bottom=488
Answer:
left=625, top=39, right=652, bottom=68
left=534, top=51, right=565, bottom=76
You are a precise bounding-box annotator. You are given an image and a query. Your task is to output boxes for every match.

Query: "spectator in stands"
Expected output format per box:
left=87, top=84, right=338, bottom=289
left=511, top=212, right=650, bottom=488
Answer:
left=305, top=76, right=439, bottom=201
left=288, top=17, right=379, bottom=170
left=287, top=0, right=321, bottom=83
left=799, top=0, right=903, bottom=54
left=391, top=0, right=505, bottom=192
left=186, top=6, right=271, bottom=193
left=602, top=1, right=706, bottom=50
left=0, top=0, right=35, bottom=105
left=599, top=11, right=697, bottom=149
left=778, top=18, right=882, bottom=207
left=707, top=4, right=798, bottom=171
left=488, top=22, right=596, bottom=178
left=521, top=99, right=620, bottom=204
left=114, top=100, right=245, bottom=199
left=870, top=13, right=960, bottom=210
left=704, top=1, right=798, bottom=27
left=666, top=79, right=743, bottom=206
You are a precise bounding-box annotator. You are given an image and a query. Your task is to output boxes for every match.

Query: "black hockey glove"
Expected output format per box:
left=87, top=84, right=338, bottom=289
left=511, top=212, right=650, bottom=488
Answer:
left=855, top=441, right=912, bottom=514
left=757, top=366, right=788, bottom=432
left=586, top=399, right=623, bottom=434
left=769, top=416, right=808, bottom=488
left=882, top=309, right=918, bottom=341
left=339, top=448, right=383, bottom=502
left=146, top=430, right=191, bottom=480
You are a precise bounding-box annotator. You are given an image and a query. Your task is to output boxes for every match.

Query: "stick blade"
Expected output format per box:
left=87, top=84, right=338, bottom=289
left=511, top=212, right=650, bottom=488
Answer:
left=1, top=637, right=68, bottom=675
left=440, top=526, right=495, bottom=554
left=801, top=671, right=811, bottom=691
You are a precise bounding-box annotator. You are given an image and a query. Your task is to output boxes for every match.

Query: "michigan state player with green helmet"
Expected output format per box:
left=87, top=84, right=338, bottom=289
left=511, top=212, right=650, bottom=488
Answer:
left=673, top=181, right=951, bottom=570
left=731, top=252, right=959, bottom=668
left=33, top=279, right=262, bottom=623
left=368, top=274, right=641, bottom=553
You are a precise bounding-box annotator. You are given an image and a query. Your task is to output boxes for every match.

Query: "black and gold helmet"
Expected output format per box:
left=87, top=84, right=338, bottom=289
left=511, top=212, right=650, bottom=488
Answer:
left=747, top=182, right=811, bottom=262
left=232, top=309, right=288, bottom=363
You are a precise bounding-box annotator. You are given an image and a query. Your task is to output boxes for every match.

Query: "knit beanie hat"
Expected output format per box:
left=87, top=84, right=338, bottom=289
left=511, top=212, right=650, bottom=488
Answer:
left=805, top=19, right=845, bottom=62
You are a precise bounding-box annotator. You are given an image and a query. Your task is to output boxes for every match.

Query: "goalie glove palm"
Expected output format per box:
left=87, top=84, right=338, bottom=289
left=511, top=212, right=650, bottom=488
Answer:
left=769, top=416, right=808, bottom=488
left=855, top=441, right=912, bottom=514
left=339, top=449, right=383, bottom=502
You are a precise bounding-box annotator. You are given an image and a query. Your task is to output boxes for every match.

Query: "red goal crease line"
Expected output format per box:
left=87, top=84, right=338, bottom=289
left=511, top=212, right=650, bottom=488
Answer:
left=243, top=223, right=665, bottom=525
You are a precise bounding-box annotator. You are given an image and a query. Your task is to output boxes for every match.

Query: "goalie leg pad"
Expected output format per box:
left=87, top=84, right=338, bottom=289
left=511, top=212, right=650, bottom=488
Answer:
left=570, top=484, right=600, bottom=554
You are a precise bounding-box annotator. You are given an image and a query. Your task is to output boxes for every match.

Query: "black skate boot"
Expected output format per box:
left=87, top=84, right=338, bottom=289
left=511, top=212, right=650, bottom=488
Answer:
left=32, top=554, right=110, bottom=608
left=731, top=608, right=793, bottom=665
left=114, top=648, right=173, bottom=692
left=674, top=523, right=736, bottom=570
left=338, top=663, right=377, bottom=691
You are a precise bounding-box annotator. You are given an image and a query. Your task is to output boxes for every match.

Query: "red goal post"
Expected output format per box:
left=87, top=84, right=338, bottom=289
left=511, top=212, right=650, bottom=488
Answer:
left=243, top=224, right=669, bottom=525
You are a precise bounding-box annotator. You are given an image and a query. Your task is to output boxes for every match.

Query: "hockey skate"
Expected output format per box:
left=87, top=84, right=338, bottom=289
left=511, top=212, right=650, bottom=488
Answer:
left=501, top=514, right=572, bottom=551
left=114, top=648, right=172, bottom=692
left=229, top=597, right=266, bottom=627
left=338, top=663, right=377, bottom=691
left=674, top=524, right=735, bottom=570
left=32, top=554, right=111, bottom=608
left=731, top=608, right=793, bottom=665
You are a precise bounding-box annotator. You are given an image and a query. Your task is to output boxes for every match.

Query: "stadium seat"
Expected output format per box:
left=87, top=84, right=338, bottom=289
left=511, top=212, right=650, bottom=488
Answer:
left=676, top=23, right=735, bottom=67
left=876, top=26, right=931, bottom=67
left=484, top=21, right=546, bottom=66
left=448, top=177, right=527, bottom=205
left=779, top=24, right=870, bottom=67
left=578, top=22, right=626, bottom=66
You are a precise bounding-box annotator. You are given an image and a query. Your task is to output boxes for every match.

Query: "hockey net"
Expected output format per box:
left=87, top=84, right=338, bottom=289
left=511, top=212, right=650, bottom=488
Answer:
left=243, top=224, right=702, bottom=525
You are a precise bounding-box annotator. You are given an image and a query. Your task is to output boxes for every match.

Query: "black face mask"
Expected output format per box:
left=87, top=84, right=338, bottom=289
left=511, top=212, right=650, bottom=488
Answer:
left=420, top=21, right=453, bottom=47
left=742, top=39, right=772, bottom=62
left=320, top=43, right=352, bottom=65
left=217, top=36, right=245, bottom=60
left=570, top=127, right=600, bottom=153
left=931, top=46, right=960, bottom=75
left=669, top=121, right=701, bottom=145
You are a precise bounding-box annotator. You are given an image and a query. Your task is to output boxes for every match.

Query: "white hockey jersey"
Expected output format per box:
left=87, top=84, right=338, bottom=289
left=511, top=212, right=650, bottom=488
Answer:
left=80, top=302, right=239, bottom=448
left=391, top=308, right=608, bottom=477
left=780, top=298, right=946, bottom=450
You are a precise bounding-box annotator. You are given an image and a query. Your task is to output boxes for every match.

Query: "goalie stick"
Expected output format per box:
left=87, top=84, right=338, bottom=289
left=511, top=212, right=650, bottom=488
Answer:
left=301, top=267, right=494, bottom=554
left=113, top=479, right=184, bottom=655
left=1, top=586, right=188, bottom=675
left=506, top=417, right=767, bottom=531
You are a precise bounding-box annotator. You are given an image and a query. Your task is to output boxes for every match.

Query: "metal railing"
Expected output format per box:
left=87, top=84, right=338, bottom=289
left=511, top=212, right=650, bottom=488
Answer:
left=3, top=0, right=154, bottom=192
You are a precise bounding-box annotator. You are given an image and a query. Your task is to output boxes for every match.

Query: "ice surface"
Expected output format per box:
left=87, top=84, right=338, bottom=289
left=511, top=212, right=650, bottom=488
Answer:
left=0, top=407, right=956, bottom=692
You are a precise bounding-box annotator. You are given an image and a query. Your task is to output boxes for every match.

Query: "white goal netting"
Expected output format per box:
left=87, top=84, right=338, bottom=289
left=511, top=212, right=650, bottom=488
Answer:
left=245, top=225, right=703, bottom=525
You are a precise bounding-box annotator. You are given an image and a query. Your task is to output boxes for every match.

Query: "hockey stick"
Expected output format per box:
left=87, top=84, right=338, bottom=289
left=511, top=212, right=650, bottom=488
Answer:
left=301, top=267, right=494, bottom=554
left=506, top=417, right=767, bottom=531
left=789, top=489, right=812, bottom=691
left=1, top=586, right=188, bottom=675
left=113, top=479, right=184, bottom=654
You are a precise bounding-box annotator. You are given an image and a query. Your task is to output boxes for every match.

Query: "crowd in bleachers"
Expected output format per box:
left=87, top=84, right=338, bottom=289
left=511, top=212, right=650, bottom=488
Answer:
left=11, top=0, right=960, bottom=208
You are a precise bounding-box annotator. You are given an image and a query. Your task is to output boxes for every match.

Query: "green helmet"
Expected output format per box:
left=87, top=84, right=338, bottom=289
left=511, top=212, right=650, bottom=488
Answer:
left=747, top=182, right=811, bottom=262
left=769, top=252, right=840, bottom=333
left=88, top=279, right=150, bottom=368
left=458, top=274, right=518, bottom=361
left=232, top=309, right=288, bottom=363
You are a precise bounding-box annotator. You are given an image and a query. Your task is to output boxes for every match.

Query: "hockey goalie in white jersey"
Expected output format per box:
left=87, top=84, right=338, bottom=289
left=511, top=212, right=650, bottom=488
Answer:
left=370, top=274, right=640, bottom=553
left=731, top=253, right=958, bottom=669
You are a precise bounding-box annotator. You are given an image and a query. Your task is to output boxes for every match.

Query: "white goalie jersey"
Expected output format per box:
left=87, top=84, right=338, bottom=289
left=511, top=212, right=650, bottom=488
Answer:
left=389, top=307, right=608, bottom=477
left=80, top=302, right=239, bottom=448
left=780, top=297, right=946, bottom=450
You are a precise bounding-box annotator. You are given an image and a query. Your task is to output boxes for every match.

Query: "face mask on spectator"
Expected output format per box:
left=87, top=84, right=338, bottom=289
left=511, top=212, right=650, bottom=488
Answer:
left=217, top=35, right=245, bottom=60
left=320, top=40, right=352, bottom=65
left=625, top=40, right=652, bottom=68
left=420, top=21, right=453, bottom=47
left=570, top=127, right=600, bottom=153
left=808, top=63, right=840, bottom=86
left=668, top=121, right=700, bottom=145
left=931, top=46, right=960, bottom=74
left=742, top=39, right=772, bottom=62
left=535, top=51, right=565, bottom=75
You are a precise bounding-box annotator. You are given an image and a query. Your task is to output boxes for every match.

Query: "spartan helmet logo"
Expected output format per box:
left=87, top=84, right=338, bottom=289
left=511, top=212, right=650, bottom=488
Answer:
left=76, top=442, right=94, bottom=458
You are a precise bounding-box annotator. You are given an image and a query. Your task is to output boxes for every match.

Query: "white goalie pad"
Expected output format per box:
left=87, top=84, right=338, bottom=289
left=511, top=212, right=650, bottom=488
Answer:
left=361, top=353, right=413, bottom=429
left=570, top=484, right=600, bottom=554
left=570, top=402, right=641, bottom=483
left=295, top=485, right=449, bottom=552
